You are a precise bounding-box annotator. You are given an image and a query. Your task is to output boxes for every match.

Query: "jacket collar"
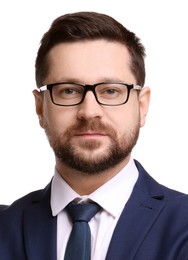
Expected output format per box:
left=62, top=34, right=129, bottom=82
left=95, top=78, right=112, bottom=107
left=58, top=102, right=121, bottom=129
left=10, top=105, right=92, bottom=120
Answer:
left=134, top=160, right=165, bottom=200
left=105, top=160, right=166, bottom=259
left=23, top=183, right=57, bottom=260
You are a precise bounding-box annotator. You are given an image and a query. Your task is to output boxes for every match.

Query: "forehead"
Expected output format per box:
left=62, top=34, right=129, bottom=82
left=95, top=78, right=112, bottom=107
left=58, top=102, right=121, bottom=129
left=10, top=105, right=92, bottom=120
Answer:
left=46, top=40, right=135, bottom=84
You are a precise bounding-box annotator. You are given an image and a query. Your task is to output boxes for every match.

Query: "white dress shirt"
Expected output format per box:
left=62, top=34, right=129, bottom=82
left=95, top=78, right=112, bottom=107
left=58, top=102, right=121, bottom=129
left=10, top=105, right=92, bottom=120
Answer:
left=51, top=158, right=139, bottom=260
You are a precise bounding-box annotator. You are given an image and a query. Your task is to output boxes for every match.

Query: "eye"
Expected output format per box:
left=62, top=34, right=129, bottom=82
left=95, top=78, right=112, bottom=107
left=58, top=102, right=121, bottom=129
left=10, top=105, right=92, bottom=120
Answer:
left=61, top=88, right=79, bottom=95
left=98, top=85, right=122, bottom=98
left=53, top=84, right=83, bottom=98
left=104, top=88, right=120, bottom=95
left=50, top=83, right=85, bottom=106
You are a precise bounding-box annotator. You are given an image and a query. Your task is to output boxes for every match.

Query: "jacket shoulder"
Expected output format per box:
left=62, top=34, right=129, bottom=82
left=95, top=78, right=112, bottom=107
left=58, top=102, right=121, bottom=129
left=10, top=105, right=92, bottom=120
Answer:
left=134, top=159, right=186, bottom=200
left=0, top=182, right=51, bottom=215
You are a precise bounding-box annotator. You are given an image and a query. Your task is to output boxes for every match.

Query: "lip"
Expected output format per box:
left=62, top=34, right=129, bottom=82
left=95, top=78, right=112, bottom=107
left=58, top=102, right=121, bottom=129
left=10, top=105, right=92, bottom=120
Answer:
left=75, top=132, right=107, bottom=137
left=76, top=131, right=106, bottom=135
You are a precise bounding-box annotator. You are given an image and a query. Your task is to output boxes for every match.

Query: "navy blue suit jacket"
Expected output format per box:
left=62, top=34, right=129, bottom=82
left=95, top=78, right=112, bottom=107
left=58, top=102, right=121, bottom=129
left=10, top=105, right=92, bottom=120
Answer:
left=1, top=160, right=188, bottom=259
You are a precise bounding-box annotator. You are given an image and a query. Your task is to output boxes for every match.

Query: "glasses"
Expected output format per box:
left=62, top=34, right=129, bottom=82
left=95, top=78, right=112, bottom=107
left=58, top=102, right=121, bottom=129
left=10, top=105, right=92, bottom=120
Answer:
left=38, top=82, right=142, bottom=106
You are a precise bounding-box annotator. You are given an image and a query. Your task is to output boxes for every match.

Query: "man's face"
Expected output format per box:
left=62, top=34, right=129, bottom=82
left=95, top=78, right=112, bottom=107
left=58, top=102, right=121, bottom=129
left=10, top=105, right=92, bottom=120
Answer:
left=34, top=40, right=150, bottom=174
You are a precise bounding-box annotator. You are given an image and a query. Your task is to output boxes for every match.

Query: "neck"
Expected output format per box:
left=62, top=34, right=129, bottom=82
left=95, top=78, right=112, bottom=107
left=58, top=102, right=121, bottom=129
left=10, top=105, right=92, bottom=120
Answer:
left=55, top=156, right=131, bottom=195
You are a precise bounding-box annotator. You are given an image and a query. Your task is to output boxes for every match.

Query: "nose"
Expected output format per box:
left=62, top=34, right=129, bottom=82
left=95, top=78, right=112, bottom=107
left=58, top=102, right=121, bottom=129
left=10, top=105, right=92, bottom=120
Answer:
left=77, top=91, right=104, bottom=120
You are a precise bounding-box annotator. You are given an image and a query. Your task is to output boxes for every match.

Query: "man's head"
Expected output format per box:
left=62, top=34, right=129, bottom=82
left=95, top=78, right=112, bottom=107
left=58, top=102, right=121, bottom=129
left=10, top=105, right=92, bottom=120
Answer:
left=33, top=12, right=150, bottom=176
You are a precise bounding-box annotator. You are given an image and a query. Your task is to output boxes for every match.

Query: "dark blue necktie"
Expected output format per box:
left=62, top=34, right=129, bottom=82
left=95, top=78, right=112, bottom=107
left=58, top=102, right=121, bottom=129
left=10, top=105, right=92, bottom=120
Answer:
left=64, top=202, right=101, bottom=260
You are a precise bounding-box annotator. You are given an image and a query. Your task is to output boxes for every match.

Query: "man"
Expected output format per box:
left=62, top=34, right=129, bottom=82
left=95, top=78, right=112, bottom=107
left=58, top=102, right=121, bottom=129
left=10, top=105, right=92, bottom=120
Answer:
left=0, top=11, right=188, bottom=260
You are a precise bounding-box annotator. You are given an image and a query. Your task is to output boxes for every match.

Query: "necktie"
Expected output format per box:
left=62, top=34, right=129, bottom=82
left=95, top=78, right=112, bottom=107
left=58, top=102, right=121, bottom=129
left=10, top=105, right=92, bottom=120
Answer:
left=64, top=202, right=101, bottom=260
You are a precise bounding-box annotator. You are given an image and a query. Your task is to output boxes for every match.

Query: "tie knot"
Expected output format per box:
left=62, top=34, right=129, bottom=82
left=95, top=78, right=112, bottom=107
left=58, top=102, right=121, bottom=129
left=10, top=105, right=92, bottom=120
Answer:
left=66, top=202, right=101, bottom=223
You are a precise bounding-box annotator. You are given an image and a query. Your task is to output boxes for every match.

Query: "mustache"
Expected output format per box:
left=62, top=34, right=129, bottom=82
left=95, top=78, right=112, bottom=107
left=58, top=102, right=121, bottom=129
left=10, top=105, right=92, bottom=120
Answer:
left=65, top=119, right=117, bottom=139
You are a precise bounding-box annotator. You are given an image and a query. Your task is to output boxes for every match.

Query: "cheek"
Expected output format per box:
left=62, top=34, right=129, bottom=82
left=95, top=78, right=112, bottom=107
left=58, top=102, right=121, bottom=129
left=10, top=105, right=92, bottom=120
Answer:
left=109, top=105, right=140, bottom=136
left=43, top=106, right=77, bottom=134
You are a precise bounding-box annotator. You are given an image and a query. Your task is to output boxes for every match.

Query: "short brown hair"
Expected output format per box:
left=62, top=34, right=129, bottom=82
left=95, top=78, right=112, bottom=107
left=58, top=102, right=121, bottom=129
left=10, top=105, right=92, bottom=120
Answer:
left=35, top=12, right=146, bottom=87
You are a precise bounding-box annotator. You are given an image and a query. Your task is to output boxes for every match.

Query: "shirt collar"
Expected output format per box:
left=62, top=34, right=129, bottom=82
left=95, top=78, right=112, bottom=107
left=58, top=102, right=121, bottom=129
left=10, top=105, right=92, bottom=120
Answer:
left=51, top=158, right=138, bottom=218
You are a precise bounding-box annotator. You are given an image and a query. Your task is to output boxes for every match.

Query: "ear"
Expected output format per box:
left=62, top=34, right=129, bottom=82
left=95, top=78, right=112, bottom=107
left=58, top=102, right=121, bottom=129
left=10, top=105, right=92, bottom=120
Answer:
left=32, top=89, right=44, bottom=128
left=139, top=87, right=150, bottom=128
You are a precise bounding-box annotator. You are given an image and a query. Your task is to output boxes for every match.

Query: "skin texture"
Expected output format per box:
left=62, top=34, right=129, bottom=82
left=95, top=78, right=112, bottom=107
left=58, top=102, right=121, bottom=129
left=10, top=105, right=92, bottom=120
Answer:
left=33, top=40, right=150, bottom=195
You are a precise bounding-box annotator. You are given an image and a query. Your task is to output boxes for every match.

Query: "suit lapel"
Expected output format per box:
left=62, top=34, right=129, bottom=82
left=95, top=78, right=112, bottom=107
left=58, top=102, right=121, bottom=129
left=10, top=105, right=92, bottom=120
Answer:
left=106, top=160, right=166, bottom=260
left=23, top=183, right=57, bottom=260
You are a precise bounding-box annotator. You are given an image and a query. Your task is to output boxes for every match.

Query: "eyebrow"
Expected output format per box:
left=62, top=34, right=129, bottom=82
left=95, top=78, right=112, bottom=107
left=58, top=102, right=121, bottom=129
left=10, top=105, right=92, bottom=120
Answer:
left=49, top=76, right=128, bottom=84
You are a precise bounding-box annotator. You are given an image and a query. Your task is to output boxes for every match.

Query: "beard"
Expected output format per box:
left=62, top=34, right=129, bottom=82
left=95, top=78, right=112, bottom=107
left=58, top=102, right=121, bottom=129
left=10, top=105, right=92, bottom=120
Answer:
left=44, top=118, right=140, bottom=175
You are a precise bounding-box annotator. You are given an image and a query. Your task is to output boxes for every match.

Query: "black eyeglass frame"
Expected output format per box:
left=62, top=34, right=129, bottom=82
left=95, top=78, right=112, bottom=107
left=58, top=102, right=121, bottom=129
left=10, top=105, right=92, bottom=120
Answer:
left=38, top=82, right=142, bottom=106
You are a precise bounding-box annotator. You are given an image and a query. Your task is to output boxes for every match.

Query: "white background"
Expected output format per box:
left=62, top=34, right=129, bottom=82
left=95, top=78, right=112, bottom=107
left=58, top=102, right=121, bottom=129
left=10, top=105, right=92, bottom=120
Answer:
left=0, top=0, right=188, bottom=204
